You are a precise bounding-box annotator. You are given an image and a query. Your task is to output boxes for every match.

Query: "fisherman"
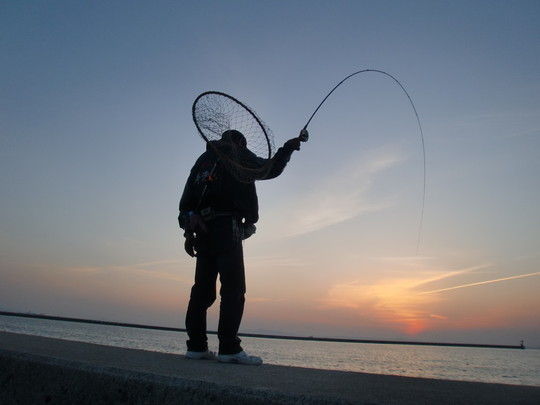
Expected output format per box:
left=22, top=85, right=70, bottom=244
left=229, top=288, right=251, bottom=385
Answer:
left=178, top=129, right=307, bottom=365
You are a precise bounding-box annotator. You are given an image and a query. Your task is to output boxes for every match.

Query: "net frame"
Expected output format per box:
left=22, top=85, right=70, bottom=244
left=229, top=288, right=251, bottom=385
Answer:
left=192, top=91, right=276, bottom=182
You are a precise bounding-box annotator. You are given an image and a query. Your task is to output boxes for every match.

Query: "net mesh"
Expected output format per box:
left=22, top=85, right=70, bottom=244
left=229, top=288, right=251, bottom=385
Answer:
left=192, top=92, right=276, bottom=182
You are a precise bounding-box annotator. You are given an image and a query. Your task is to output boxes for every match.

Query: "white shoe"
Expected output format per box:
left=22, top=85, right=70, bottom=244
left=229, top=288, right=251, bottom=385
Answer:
left=217, top=350, right=263, bottom=365
left=185, top=350, right=217, bottom=360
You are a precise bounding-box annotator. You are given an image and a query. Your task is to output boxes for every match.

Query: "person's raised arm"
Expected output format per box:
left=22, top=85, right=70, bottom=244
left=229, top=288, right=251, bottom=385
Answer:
left=259, top=129, right=308, bottom=180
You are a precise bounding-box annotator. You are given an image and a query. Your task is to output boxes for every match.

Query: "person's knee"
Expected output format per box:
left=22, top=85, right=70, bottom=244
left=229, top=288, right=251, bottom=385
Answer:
left=220, top=288, right=245, bottom=304
left=190, top=284, right=216, bottom=307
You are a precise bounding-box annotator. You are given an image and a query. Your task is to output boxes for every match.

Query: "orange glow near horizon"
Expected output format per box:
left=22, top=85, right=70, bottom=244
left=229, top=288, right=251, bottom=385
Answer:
left=3, top=257, right=538, bottom=340
left=319, top=265, right=540, bottom=336
left=321, top=276, right=440, bottom=335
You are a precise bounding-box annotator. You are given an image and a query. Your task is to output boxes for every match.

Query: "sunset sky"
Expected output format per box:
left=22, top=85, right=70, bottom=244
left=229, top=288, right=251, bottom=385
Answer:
left=1, top=1, right=539, bottom=347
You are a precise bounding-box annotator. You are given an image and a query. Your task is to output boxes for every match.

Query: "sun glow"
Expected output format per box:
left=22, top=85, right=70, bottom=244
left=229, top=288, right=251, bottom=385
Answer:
left=322, top=277, right=439, bottom=335
left=319, top=263, right=495, bottom=335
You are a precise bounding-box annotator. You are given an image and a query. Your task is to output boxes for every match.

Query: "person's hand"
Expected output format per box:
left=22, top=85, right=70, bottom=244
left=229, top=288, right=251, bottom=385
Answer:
left=299, top=128, right=309, bottom=142
left=184, top=235, right=196, bottom=257
left=187, top=213, right=207, bottom=234
left=242, top=223, right=257, bottom=240
left=284, top=137, right=301, bottom=152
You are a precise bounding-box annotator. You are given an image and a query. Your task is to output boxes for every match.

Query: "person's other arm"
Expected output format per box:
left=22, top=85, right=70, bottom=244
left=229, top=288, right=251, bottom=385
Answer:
left=178, top=158, right=208, bottom=256
left=178, top=167, right=198, bottom=229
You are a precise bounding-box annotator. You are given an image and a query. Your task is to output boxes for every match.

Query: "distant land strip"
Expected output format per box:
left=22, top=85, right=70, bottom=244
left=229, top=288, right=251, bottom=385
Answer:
left=0, top=311, right=525, bottom=350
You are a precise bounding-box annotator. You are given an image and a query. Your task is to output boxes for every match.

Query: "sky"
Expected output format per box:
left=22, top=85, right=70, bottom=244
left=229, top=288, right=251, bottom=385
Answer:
left=1, top=1, right=539, bottom=347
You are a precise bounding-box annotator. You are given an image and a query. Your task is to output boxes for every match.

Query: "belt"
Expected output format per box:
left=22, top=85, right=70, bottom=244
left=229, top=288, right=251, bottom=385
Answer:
left=200, top=207, right=238, bottom=221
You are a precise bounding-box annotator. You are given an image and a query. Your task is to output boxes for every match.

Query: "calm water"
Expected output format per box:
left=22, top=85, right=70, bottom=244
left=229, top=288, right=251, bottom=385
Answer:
left=1, top=315, right=538, bottom=386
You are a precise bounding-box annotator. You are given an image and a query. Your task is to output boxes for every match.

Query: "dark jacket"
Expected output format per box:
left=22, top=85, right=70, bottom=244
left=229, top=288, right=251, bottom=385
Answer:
left=179, top=141, right=295, bottom=227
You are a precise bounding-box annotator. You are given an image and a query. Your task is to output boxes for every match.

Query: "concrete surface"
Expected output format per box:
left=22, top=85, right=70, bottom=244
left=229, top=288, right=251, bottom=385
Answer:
left=1, top=331, right=539, bottom=404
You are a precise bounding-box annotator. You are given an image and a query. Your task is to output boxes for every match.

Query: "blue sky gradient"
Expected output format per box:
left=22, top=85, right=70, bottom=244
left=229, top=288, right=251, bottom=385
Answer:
left=1, top=1, right=539, bottom=345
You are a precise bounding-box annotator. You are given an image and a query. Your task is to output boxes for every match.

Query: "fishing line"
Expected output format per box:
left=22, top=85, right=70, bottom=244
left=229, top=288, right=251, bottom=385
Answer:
left=303, top=69, right=426, bottom=253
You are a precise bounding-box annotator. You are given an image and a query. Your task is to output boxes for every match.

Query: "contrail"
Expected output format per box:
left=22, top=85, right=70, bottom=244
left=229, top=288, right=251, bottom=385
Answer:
left=420, top=271, right=540, bottom=295
left=413, top=263, right=492, bottom=288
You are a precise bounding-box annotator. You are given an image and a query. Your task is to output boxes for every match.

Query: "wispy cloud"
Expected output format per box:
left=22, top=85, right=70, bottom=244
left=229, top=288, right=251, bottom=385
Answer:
left=412, top=263, right=492, bottom=290
left=455, top=110, right=540, bottom=140
left=245, top=255, right=307, bottom=268
left=375, top=256, right=434, bottom=262
left=66, top=258, right=189, bottom=283
left=280, top=148, right=405, bottom=237
left=459, top=110, right=540, bottom=121
left=420, top=271, right=540, bottom=295
left=247, top=296, right=286, bottom=303
left=506, top=128, right=540, bottom=139
left=130, top=259, right=183, bottom=267
left=319, top=261, right=489, bottom=334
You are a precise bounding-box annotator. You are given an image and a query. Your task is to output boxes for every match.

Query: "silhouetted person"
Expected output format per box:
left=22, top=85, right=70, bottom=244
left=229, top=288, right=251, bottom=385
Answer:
left=178, top=129, right=306, bottom=364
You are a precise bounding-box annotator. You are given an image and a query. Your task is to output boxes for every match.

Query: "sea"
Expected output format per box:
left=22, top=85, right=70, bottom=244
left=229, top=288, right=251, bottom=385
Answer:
left=1, top=314, right=538, bottom=386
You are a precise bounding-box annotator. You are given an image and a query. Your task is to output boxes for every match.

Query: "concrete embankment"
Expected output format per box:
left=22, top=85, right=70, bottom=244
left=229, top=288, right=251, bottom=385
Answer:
left=1, top=332, right=539, bottom=404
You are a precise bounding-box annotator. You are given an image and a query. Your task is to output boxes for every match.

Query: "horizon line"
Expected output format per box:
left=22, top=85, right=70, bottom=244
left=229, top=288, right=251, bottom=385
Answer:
left=0, top=310, right=525, bottom=350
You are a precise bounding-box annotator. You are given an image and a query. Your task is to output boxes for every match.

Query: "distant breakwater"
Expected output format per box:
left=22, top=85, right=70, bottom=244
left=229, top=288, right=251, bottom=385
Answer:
left=0, top=311, right=525, bottom=350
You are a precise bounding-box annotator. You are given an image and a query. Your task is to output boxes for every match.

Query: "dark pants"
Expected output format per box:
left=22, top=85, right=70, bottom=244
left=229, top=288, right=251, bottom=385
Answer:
left=185, top=217, right=245, bottom=355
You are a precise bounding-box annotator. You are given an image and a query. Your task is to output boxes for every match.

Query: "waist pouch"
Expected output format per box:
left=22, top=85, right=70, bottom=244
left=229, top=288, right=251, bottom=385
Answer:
left=194, top=215, right=242, bottom=256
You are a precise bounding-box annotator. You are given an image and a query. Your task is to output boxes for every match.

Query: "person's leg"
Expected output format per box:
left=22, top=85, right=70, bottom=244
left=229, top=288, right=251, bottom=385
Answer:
left=216, top=242, right=246, bottom=355
left=185, top=254, right=218, bottom=352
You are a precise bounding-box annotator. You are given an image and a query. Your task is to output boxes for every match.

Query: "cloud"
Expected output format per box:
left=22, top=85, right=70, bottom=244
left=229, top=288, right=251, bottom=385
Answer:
left=245, top=254, right=307, bottom=268
left=321, top=277, right=438, bottom=335
left=317, top=259, right=540, bottom=336
left=507, top=128, right=540, bottom=139
left=247, top=296, right=285, bottom=303
left=279, top=148, right=405, bottom=237
left=455, top=110, right=540, bottom=140
left=319, top=261, right=487, bottom=335
left=375, top=255, right=434, bottom=262
left=66, top=258, right=190, bottom=283
left=420, top=271, right=540, bottom=295
left=412, top=263, right=492, bottom=290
